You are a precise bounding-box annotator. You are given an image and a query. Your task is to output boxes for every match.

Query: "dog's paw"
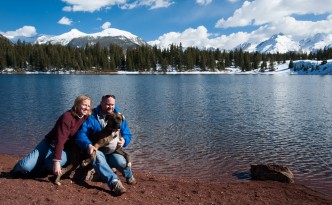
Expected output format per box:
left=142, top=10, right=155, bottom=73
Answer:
left=127, top=162, right=132, bottom=168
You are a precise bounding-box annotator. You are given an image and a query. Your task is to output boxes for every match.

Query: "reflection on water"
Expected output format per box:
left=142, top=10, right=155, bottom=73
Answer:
left=0, top=74, right=331, bottom=197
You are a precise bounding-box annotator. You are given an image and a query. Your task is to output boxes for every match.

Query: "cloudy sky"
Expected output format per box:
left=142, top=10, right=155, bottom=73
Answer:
left=1, top=0, right=332, bottom=50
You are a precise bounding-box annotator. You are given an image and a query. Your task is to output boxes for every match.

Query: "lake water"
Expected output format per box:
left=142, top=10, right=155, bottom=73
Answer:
left=0, top=74, right=331, bottom=197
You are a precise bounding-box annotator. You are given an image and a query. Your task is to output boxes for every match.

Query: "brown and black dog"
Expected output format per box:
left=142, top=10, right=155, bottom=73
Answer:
left=81, top=113, right=131, bottom=168
left=54, top=113, right=131, bottom=185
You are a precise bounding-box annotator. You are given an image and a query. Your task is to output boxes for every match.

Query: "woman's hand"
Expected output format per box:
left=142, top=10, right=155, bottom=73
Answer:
left=53, top=161, right=62, bottom=176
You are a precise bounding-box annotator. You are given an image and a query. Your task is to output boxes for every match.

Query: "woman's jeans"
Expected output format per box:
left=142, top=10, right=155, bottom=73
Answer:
left=12, top=139, right=67, bottom=176
left=93, top=150, right=133, bottom=189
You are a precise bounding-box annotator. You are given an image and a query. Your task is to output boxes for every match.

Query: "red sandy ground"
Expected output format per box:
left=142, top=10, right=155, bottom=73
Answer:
left=0, top=153, right=331, bottom=205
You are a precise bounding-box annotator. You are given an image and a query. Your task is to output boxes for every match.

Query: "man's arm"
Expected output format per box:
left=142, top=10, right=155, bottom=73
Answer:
left=76, top=116, right=97, bottom=151
left=120, top=116, right=132, bottom=148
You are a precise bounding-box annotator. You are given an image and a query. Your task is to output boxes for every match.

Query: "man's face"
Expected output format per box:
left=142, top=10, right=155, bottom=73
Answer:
left=101, top=97, right=115, bottom=114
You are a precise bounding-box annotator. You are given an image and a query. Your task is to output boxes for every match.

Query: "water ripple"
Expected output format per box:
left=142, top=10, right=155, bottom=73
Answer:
left=0, top=74, right=331, bottom=197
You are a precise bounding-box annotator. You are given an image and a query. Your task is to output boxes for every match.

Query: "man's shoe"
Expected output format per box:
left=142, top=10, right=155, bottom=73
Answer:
left=112, top=180, right=126, bottom=196
left=126, top=176, right=137, bottom=185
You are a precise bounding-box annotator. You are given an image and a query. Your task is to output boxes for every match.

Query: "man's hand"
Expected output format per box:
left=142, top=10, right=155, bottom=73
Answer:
left=53, top=161, right=62, bottom=176
left=88, top=144, right=98, bottom=155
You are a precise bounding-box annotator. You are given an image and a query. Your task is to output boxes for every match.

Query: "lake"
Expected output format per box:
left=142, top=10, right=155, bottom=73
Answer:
left=0, top=74, right=331, bottom=197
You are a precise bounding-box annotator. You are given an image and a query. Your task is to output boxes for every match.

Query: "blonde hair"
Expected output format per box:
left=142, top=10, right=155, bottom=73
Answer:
left=71, top=95, right=92, bottom=117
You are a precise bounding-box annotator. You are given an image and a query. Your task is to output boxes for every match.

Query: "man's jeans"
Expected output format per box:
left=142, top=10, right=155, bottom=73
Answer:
left=93, top=150, right=133, bottom=188
left=12, top=139, right=67, bottom=175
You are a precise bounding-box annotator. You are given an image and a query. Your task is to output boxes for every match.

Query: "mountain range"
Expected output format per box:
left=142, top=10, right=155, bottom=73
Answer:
left=6, top=28, right=332, bottom=54
left=10, top=28, right=147, bottom=49
left=237, top=33, right=332, bottom=54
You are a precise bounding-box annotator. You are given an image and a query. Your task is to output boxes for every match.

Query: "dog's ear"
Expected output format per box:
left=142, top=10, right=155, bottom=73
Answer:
left=118, top=113, right=124, bottom=121
left=114, top=113, right=123, bottom=124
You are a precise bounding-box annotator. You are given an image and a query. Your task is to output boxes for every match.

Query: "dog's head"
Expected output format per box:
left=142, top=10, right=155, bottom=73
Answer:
left=105, top=113, right=123, bottom=131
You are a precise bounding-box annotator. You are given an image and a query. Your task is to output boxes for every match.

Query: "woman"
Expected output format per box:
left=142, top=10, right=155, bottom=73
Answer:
left=11, top=95, right=92, bottom=177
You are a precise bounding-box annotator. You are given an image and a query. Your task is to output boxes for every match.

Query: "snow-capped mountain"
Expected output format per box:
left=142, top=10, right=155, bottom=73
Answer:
left=255, top=33, right=300, bottom=53
left=91, top=28, right=144, bottom=45
left=237, top=33, right=301, bottom=54
left=33, top=28, right=147, bottom=49
left=5, top=27, right=332, bottom=54
left=237, top=33, right=332, bottom=54
left=7, top=28, right=147, bottom=49
left=68, top=28, right=147, bottom=49
left=299, top=33, right=332, bottom=53
left=235, top=42, right=258, bottom=53
left=35, top=29, right=87, bottom=45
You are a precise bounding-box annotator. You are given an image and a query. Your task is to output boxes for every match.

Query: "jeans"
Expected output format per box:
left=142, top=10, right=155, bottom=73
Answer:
left=12, top=139, right=67, bottom=176
left=93, top=150, right=133, bottom=189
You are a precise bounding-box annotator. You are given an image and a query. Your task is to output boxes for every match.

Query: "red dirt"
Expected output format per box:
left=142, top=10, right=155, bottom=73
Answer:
left=0, top=153, right=331, bottom=205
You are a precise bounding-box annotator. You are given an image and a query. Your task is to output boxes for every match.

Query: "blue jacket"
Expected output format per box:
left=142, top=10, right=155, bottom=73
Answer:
left=76, top=105, right=132, bottom=151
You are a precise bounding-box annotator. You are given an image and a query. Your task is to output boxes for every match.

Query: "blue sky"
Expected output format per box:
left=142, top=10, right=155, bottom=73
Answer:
left=1, top=0, right=332, bottom=50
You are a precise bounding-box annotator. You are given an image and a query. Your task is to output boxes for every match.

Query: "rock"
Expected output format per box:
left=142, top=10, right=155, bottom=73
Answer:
left=250, top=164, right=294, bottom=183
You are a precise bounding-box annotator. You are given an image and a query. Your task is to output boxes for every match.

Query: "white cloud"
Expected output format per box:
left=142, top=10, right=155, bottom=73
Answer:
left=215, top=0, right=332, bottom=28
left=120, top=0, right=174, bottom=10
left=61, top=0, right=173, bottom=12
left=0, top=26, right=37, bottom=39
left=148, top=25, right=251, bottom=50
left=272, top=16, right=332, bottom=40
left=148, top=8, right=332, bottom=51
left=195, top=0, right=238, bottom=5
left=211, top=0, right=332, bottom=45
left=328, top=14, right=332, bottom=20
left=102, top=22, right=112, bottom=29
left=62, top=6, right=72, bottom=12
left=148, top=26, right=209, bottom=49
left=196, top=0, right=212, bottom=6
left=58, top=16, right=73, bottom=25
left=61, top=0, right=126, bottom=12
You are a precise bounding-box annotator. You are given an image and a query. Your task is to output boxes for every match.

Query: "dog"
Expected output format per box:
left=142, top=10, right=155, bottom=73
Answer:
left=81, top=112, right=132, bottom=168
left=54, top=112, right=131, bottom=185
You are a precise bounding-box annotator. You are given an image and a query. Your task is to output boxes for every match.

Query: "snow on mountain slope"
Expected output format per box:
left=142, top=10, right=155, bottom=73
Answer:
left=35, top=29, right=87, bottom=45
left=299, top=33, right=332, bottom=53
left=33, top=28, right=146, bottom=47
left=255, top=33, right=300, bottom=54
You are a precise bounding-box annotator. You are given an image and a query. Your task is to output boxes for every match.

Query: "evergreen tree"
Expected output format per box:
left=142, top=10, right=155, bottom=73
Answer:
left=252, top=52, right=261, bottom=70
left=243, top=52, right=251, bottom=71
left=288, top=60, right=294, bottom=68
left=260, top=60, right=267, bottom=71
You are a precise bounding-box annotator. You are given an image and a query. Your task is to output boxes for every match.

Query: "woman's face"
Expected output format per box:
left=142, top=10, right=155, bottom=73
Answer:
left=78, top=99, right=91, bottom=116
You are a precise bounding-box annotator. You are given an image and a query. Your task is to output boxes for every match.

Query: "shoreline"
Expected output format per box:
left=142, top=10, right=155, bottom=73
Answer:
left=1, top=153, right=331, bottom=205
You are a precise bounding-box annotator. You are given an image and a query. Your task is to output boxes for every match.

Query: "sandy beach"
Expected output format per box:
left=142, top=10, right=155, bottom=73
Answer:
left=0, top=153, right=331, bottom=205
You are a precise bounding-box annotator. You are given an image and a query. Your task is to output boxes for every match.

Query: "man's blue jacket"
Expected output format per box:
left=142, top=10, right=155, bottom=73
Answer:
left=76, top=105, right=132, bottom=151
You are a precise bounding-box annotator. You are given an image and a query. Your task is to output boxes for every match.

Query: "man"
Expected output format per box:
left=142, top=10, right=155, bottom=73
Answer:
left=76, top=94, right=135, bottom=196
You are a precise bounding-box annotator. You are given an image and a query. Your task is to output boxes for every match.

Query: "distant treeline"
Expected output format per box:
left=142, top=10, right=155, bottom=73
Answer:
left=1, top=38, right=332, bottom=72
